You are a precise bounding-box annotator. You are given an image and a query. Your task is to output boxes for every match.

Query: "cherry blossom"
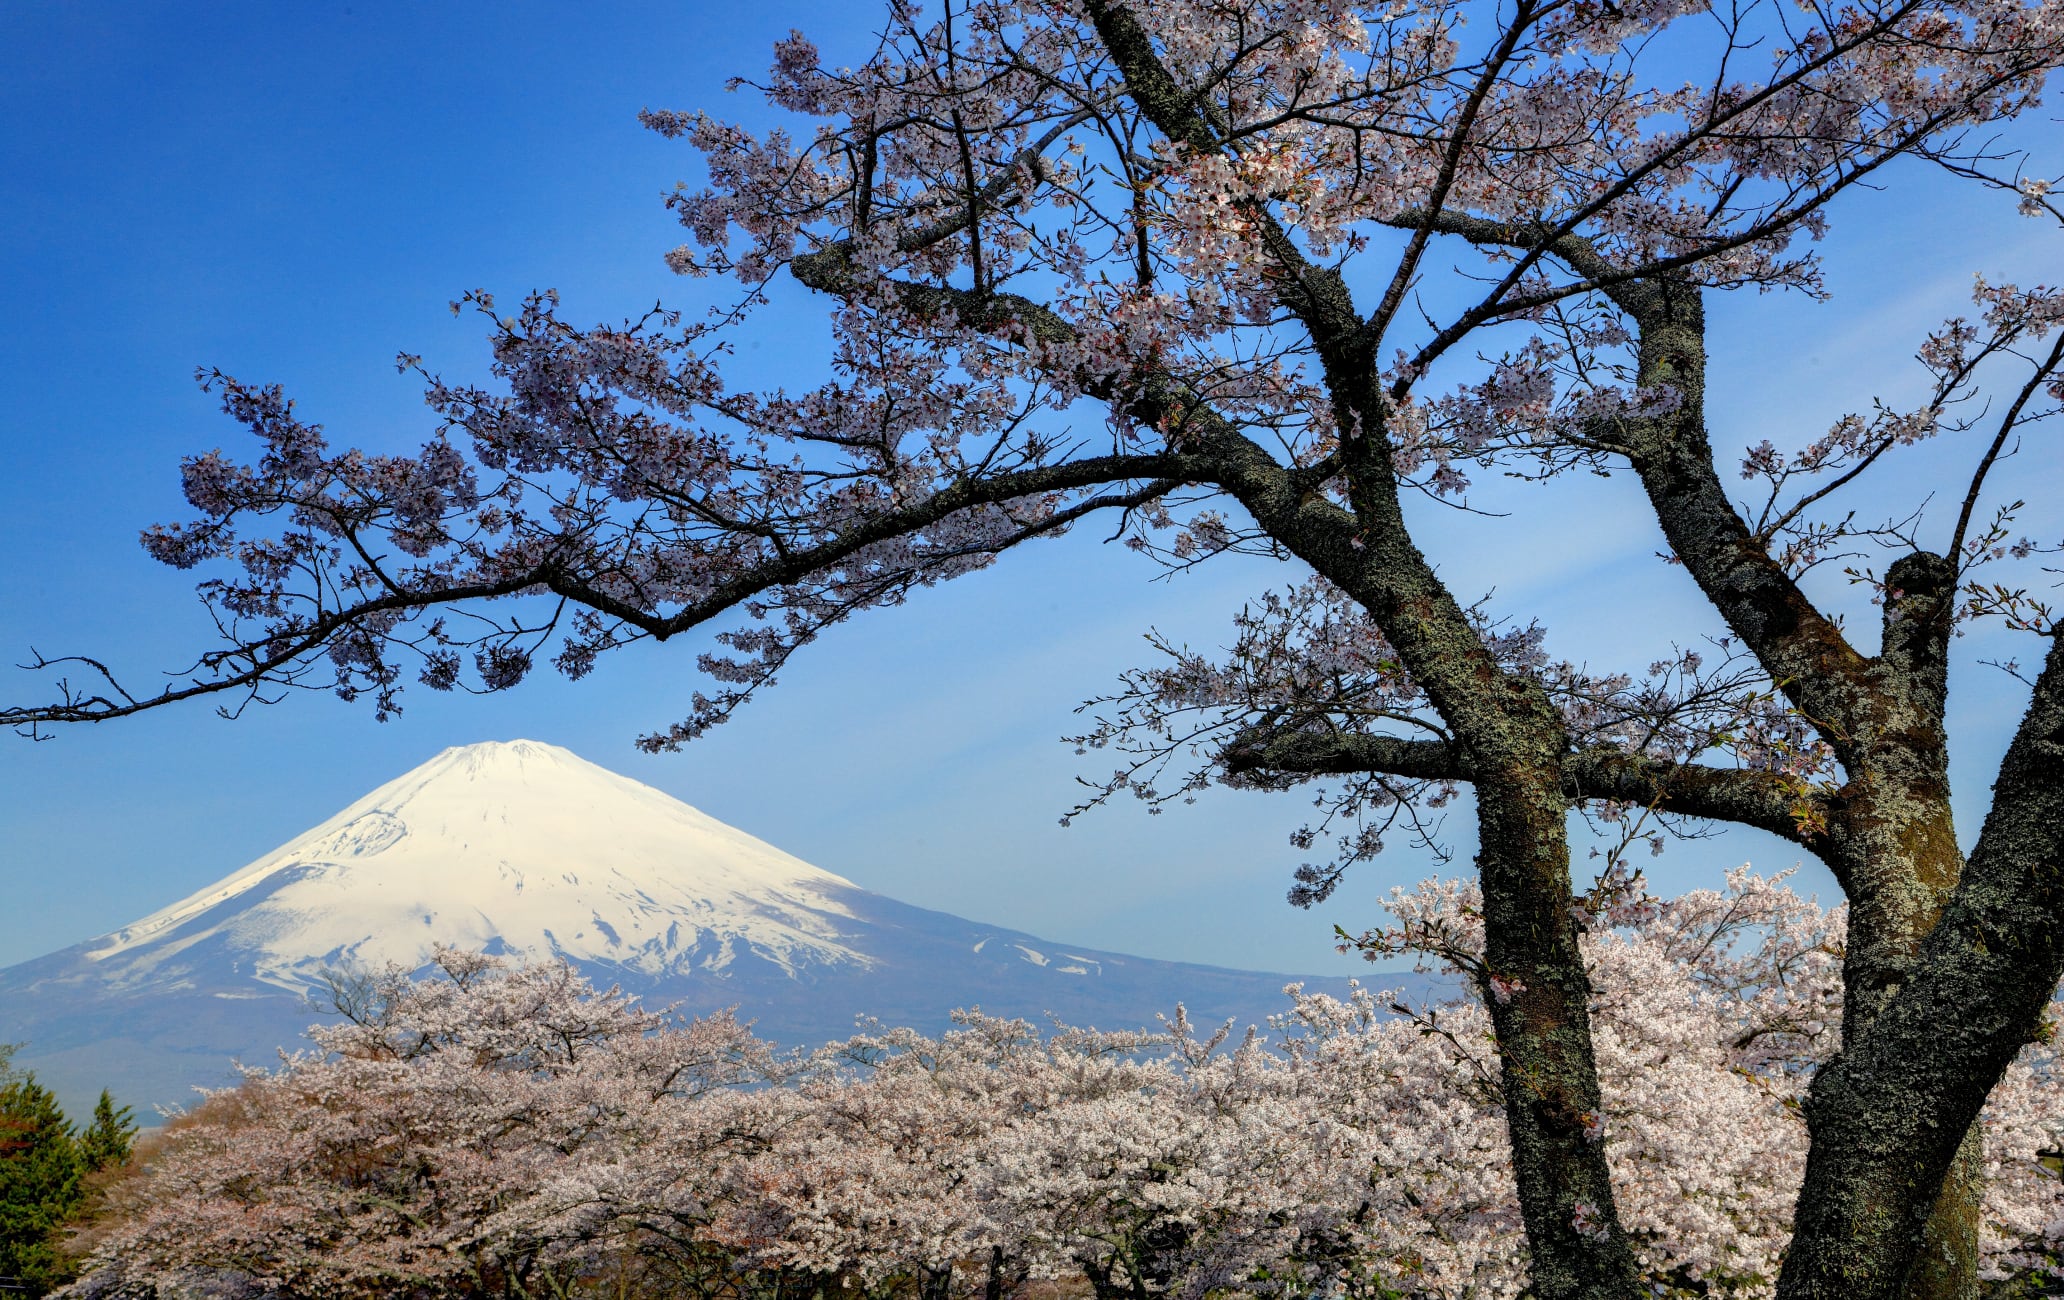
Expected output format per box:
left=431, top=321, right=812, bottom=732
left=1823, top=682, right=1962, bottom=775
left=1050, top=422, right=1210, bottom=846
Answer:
left=66, top=877, right=2064, bottom=1300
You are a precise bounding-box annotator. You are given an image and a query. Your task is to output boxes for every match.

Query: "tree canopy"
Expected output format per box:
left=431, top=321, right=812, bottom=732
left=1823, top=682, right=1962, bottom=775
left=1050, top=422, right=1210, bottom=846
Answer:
left=0, top=1076, right=135, bottom=1297
left=63, top=882, right=2064, bottom=1300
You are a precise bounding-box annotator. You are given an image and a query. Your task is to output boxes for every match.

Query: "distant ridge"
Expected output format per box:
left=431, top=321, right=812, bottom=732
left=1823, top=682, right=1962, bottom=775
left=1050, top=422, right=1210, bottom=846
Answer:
left=1, top=740, right=1394, bottom=1112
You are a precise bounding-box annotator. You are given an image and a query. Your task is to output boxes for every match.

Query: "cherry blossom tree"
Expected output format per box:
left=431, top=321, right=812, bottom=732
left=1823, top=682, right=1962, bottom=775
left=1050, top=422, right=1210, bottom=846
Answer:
left=11, top=1, right=2064, bottom=1297
left=60, top=878, right=2064, bottom=1300
left=71, top=951, right=781, bottom=1300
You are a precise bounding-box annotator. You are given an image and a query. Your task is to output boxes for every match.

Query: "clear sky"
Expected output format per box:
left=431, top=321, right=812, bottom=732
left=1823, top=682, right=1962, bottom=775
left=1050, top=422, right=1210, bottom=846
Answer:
left=1, top=2, right=2055, bottom=977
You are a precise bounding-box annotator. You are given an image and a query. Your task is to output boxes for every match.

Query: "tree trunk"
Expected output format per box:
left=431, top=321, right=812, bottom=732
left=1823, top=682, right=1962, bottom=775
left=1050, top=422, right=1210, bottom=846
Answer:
left=1191, top=378, right=1646, bottom=1300
left=1473, top=770, right=1646, bottom=1300
left=1242, top=491, right=1643, bottom=1300
left=1609, top=278, right=1991, bottom=1299
left=1832, top=552, right=1978, bottom=1300
left=1080, top=1255, right=1123, bottom=1300
left=982, top=1248, right=1021, bottom=1300
left=1909, top=1134, right=1983, bottom=1300
left=1778, top=635, right=2064, bottom=1300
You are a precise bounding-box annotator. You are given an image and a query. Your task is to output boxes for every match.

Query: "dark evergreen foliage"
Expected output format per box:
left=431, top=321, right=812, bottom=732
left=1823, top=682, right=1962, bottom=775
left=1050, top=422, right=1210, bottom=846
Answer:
left=0, top=1069, right=137, bottom=1298
left=74, top=1094, right=133, bottom=1176
left=0, top=1076, right=82, bottom=1296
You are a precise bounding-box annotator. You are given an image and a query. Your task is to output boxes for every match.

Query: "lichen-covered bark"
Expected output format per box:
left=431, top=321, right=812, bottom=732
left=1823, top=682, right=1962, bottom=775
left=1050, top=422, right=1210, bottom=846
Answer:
left=1830, top=553, right=1963, bottom=1034
left=1470, top=765, right=1641, bottom=1300
left=1777, top=552, right=1980, bottom=1298
left=1779, top=633, right=2064, bottom=1300
left=1585, top=269, right=1985, bottom=1300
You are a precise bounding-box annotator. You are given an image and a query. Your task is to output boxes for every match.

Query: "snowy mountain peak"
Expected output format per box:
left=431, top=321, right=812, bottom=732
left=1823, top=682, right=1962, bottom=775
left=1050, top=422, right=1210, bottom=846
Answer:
left=83, top=740, right=868, bottom=994
left=4, top=740, right=1380, bottom=1114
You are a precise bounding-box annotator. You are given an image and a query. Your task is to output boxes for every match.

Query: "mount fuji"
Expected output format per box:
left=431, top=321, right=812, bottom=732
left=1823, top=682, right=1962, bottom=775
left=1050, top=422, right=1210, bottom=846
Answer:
left=1, top=740, right=1379, bottom=1112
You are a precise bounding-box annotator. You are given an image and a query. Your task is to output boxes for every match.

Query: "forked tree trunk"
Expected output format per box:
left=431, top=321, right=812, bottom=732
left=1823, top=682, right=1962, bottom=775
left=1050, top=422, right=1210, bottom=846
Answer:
left=1836, top=553, right=1978, bottom=1300
left=1608, top=278, right=1992, bottom=1300
left=1779, top=635, right=2064, bottom=1300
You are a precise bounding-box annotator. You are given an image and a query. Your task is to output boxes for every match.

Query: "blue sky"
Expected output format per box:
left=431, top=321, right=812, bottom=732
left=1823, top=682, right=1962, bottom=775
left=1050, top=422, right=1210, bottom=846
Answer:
left=1, top=2, right=2056, bottom=976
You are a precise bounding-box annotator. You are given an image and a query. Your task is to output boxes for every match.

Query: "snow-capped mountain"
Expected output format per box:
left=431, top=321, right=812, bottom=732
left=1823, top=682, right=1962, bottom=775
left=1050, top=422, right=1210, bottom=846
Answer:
left=1, top=740, right=1385, bottom=1113
left=86, top=740, right=875, bottom=994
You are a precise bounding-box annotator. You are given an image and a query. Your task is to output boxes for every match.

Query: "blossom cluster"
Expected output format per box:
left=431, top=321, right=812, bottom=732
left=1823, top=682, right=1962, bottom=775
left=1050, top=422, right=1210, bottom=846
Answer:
left=24, top=0, right=2055, bottom=744
left=1068, top=576, right=1838, bottom=891
left=68, top=874, right=2064, bottom=1300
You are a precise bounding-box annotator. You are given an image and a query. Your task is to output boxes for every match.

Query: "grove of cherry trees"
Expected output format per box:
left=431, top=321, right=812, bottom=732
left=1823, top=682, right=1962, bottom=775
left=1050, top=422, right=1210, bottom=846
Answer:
left=64, top=874, right=2064, bottom=1300
left=9, top=0, right=2064, bottom=1296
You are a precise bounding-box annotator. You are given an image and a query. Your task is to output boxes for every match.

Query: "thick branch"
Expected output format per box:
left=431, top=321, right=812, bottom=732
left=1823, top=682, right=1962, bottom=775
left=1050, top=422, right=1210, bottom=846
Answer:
left=1379, top=210, right=1660, bottom=322
left=9, top=453, right=1185, bottom=731
left=1222, top=727, right=1828, bottom=853
left=612, top=455, right=1186, bottom=640
left=1078, top=0, right=1363, bottom=345
left=1396, top=210, right=1875, bottom=760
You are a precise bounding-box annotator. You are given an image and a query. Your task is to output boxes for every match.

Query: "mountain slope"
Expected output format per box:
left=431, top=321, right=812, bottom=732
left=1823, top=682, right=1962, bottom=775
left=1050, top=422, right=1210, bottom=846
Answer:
left=1, top=741, right=1390, bottom=1112
left=82, top=740, right=873, bottom=995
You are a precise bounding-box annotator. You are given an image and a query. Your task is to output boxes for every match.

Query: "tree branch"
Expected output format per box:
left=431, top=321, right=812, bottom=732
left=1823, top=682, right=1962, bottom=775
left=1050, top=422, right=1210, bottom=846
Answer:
left=1951, top=329, right=2064, bottom=560
left=1387, top=209, right=1875, bottom=763
left=4, top=571, right=561, bottom=731
left=8, top=453, right=1186, bottom=733
left=1221, top=726, right=1831, bottom=856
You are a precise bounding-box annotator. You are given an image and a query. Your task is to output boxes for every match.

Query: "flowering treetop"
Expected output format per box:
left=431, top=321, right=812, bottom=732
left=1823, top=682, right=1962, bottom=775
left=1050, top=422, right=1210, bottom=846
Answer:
left=62, top=875, right=2064, bottom=1300
left=10, top=0, right=2056, bottom=761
